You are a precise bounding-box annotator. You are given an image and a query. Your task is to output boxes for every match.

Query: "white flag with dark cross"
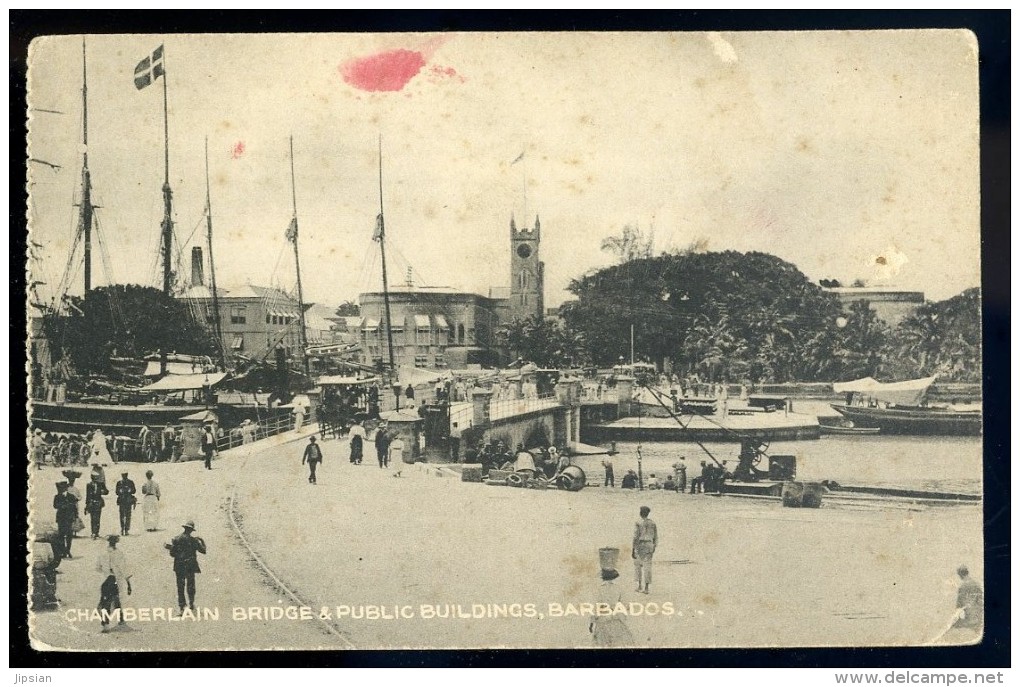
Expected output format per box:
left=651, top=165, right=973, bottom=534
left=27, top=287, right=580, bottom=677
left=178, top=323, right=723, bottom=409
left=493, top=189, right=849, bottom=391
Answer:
left=134, top=45, right=165, bottom=90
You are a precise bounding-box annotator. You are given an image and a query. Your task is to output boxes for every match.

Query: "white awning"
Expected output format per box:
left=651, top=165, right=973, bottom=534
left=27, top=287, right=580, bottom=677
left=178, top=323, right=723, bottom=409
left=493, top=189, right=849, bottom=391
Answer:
left=833, top=376, right=937, bottom=406
left=414, top=315, right=431, bottom=328
left=362, top=318, right=380, bottom=331
left=141, top=372, right=228, bottom=392
left=434, top=315, right=449, bottom=330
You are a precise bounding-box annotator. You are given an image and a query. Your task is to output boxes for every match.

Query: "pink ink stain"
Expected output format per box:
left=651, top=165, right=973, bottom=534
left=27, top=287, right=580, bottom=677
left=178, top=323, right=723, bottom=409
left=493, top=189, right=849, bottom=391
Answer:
left=231, top=141, right=246, bottom=159
left=340, top=49, right=427, bottom=92
left=428, top=64, right=466, bottom=83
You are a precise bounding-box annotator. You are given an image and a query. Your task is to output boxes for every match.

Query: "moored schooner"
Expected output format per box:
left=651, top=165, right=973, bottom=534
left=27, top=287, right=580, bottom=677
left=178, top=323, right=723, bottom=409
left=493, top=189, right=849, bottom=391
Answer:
left=30, top=43, right=256, bottom=440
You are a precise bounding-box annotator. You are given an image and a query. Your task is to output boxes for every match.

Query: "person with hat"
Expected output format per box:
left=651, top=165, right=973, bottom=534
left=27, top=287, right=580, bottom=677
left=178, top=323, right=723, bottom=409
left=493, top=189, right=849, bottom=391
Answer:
left=302, top=435, right=324, bottom=484
left=672, top=457, right=687, bottom=494
left=141, top=470, right=161, bottom=531
left=52, top=481, right=77, bottom=559
left=115, top=471, right=137, bottom=536
left=200, top=424, right=217, bottom=470
left=348, top=421, right=365, bottom=465
left=589, top=549, right=634, bottom=647
left=165, top=520, right=207, bottom=612
left=95, top=534, right=131, bottom=633
left=375, top=424, right=391, bottom=469
left=632, top=506, right=658, bottom=594
left=90, top=462, right=107, bottom=487
left=32, top=429, right=46, bottom=468
left=84, top=472, right=110, bottom=540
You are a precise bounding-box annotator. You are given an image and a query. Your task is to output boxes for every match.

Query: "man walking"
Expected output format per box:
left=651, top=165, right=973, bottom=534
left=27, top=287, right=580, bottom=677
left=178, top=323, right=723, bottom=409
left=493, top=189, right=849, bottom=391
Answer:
left=632, top=506, right=658, bottom=594
left=302, top=436, right=323, bottom=484
left=53, top=481, right=77, bottom=559
left=166, top=520, right=206, bottom=612
left=95, top=534, right=131, bottom=632
left=160, top=425, right=176, bottom=462
left=375, top=426, right=391, bottom=468
left=115, top=471, right=136, bottom=536
left=200, top=424, right=216, bottom=470
left=84, top=472, right=109, bottom=539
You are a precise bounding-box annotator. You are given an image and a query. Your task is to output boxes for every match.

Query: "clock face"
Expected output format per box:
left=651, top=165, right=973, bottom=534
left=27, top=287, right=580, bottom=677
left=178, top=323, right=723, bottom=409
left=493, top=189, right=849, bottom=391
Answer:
left=516, top=243, right=533, bottom=259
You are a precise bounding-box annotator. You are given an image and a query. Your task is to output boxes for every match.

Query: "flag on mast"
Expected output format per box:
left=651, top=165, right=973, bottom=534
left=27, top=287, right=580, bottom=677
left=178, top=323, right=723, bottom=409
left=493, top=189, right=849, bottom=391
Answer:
left=134, top=45, right=166, bottom=90
left=373, top=213, right=384, bottom=242
left=285, top=217, right=298, bottom=243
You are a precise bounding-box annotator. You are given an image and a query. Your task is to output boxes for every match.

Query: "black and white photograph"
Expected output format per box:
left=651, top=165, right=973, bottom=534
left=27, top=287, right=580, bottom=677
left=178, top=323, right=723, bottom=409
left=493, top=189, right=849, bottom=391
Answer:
left=24, top=29, right=987, bottom=653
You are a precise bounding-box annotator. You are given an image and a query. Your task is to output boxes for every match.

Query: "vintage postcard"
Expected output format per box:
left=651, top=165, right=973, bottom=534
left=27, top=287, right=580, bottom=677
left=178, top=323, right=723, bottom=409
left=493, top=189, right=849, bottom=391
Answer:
left=26, top=30, right=983, bottom=651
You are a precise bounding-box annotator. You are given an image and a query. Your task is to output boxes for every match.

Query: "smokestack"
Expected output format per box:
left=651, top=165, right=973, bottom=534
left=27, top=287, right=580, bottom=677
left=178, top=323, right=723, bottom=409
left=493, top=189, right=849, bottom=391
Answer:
left=191, top=246, right=205, bottom=286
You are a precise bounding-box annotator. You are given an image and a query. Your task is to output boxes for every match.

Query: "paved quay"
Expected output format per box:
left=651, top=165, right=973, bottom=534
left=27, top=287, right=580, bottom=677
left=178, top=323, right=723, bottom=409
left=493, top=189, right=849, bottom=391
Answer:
left=29, top=427, right=337, bottom=651
left=29, top=429, right=982, bottom=650
left=232, top=436, right=981, bottom=649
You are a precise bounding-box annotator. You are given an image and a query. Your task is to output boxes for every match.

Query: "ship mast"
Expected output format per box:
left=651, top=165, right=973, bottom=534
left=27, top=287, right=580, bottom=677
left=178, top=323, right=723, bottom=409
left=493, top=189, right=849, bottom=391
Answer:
left=289, top=136, right=310, bottom=376
left=377, top=135, right=399, bottom=410
left=159, top=49, right=174, bottom=376
left=78, top=38, right=94, bottom=302
left=204, top=137, right=226, bottom=370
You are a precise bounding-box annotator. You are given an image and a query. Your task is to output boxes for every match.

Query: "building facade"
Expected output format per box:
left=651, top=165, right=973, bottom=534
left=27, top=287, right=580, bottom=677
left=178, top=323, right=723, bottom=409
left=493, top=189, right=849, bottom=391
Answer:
left=823, top=286, right=925, bottom=327
left=356, top=286, right=504, bottom=369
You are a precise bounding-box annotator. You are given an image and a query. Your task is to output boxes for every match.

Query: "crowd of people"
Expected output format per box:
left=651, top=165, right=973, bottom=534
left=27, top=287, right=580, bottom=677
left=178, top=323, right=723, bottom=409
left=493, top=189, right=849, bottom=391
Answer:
left=602, top=456, right=733, bottom=494
left=31, top=424, right=184, bottom=467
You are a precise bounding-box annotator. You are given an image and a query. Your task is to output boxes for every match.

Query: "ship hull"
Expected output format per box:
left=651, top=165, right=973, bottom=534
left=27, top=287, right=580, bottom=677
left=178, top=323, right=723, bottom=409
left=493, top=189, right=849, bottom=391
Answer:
left=830, top=404, right=982, bottom=436
left=29, top=401, right=205, bottom=435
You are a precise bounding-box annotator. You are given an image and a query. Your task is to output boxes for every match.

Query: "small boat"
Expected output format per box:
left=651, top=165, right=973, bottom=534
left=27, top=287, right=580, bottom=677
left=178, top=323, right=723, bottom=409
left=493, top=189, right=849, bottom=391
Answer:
left=819, top=423, right=880, bottom=436
left=831, top=376, right=982, bottom=437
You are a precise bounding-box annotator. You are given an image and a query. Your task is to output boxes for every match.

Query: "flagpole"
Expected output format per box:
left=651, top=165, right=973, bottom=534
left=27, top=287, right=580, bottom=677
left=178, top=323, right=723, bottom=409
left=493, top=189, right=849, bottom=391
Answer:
left=377, top=135, right=399, bottom=410
left=289, top=135, right=310, bottom=377
left=159, top=45, right=174, bottom=377
left=79, top=38, right=93, bottom=302
left=205, top=136, right=226, bottom=371
left=521, top=146, right=528, bottom=223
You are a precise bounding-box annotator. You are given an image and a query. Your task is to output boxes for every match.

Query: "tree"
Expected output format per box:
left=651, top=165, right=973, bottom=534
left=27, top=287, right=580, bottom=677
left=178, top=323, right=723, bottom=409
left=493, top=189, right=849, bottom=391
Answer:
left=885, top=288, right=981, bottom=382
left=335, top=300, right=360, bottom=317
left=562, top=250, right=847, bottom=381
left=600, top=224, right=655, bottom=264
left=41, top=284, right=218, bottom=376
left=496, top=315, right=587, bottom=368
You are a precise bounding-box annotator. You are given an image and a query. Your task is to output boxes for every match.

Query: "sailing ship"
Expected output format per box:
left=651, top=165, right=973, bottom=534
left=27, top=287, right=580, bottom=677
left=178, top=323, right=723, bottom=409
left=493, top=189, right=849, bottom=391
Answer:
left=30, top=42, right=299, bottom=436
left=830, top=376, right=982, bottom=436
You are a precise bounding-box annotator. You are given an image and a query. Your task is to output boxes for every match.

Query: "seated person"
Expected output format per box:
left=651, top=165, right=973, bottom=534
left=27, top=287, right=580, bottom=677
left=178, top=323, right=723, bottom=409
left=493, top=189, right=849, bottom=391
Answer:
left=662, top=475, right=677, bottom=492
left=646, top=473, right=661, bottom=490
left=620, top=470, right=638, bottom=489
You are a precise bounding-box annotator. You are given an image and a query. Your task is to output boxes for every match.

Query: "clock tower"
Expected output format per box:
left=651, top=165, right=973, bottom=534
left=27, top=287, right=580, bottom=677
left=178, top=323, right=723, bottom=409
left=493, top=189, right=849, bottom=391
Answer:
left=510, top=214, right=544, bottom=321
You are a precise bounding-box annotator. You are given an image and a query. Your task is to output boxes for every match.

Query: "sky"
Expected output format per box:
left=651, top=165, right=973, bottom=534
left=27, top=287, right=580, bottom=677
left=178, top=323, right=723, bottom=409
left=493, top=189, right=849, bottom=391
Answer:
left=26, top=31, right=980, bottom=310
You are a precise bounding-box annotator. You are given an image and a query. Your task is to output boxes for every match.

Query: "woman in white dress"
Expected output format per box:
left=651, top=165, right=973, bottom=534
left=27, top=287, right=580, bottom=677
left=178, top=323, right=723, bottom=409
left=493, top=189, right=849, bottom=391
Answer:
left=141, top=470, right=161, bottom=531
left=90, top=428, right=114, bottom=465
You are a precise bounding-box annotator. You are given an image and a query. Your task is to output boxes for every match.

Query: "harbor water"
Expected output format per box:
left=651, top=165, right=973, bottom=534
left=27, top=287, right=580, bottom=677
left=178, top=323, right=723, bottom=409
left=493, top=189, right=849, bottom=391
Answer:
left=574, top=435, right=983, bottom=496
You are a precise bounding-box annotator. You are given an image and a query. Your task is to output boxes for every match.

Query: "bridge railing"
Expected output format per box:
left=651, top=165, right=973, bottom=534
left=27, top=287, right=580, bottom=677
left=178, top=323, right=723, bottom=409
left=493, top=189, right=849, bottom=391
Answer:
left=216, top=412, right=295, bottom=452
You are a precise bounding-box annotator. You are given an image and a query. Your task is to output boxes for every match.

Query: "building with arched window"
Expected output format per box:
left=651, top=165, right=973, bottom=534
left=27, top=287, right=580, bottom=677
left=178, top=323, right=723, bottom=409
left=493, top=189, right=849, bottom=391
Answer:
left=357, top=286, right=503, bottom=369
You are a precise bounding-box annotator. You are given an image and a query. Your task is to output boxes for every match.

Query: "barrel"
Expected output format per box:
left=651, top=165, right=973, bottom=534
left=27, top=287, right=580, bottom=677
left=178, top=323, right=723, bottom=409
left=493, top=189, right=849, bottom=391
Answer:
left=599, top=546, right=620, bottom=571
left=557, top=465, right=587, bottom=492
